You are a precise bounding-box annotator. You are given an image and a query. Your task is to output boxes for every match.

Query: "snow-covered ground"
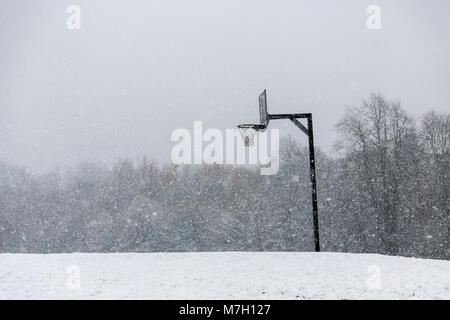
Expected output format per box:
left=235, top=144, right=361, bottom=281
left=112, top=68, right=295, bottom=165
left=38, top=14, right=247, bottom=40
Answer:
left=0, top=252, right=449, bottom=299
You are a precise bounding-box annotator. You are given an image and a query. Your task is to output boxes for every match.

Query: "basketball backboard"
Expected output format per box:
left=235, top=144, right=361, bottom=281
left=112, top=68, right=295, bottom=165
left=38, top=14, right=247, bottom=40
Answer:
left=259, top=89, right=269, bottom=126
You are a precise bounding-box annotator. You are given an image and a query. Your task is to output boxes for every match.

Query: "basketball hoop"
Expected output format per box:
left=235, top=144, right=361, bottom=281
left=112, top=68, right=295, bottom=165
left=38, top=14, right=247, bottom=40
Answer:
left=237, top=90, right=269, bottom=146
left=237, top=124, right=266, bottom=146
left=236, top=89, right=321, bottom=252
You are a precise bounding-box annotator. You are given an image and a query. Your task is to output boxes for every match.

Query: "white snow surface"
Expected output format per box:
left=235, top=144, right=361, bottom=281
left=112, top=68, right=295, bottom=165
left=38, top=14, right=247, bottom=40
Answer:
left=0, top=252, right=449, bottom=299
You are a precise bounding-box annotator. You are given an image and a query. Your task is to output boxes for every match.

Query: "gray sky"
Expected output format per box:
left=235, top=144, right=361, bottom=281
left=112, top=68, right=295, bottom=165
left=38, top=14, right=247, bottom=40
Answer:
left=0, top=0, right=449, bottom=172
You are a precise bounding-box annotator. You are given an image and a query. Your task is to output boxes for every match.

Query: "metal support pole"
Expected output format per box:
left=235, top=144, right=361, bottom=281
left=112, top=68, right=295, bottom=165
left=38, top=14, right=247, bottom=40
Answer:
left=242, top=105, right=321, bottom=252
left=307, top=115, right=320, bottom=252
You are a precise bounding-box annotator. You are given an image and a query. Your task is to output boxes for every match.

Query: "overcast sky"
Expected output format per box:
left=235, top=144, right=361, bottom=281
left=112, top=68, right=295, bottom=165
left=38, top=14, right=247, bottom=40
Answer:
left=0, top=0, right=449, bottom=172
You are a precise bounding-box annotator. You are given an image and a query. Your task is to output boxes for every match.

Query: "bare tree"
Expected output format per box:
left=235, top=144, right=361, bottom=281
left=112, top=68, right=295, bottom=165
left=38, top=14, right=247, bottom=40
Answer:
left=419, top=111, right=449, bottom=257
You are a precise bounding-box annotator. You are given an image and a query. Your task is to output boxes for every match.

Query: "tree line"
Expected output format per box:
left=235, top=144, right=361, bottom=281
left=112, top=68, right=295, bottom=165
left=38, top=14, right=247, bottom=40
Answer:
left=0, top=93, right=448, bottom=259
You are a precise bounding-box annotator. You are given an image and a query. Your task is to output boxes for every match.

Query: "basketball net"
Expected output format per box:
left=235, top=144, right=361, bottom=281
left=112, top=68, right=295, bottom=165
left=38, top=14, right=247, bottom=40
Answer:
left=238, top=127, right=257, bottom=146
